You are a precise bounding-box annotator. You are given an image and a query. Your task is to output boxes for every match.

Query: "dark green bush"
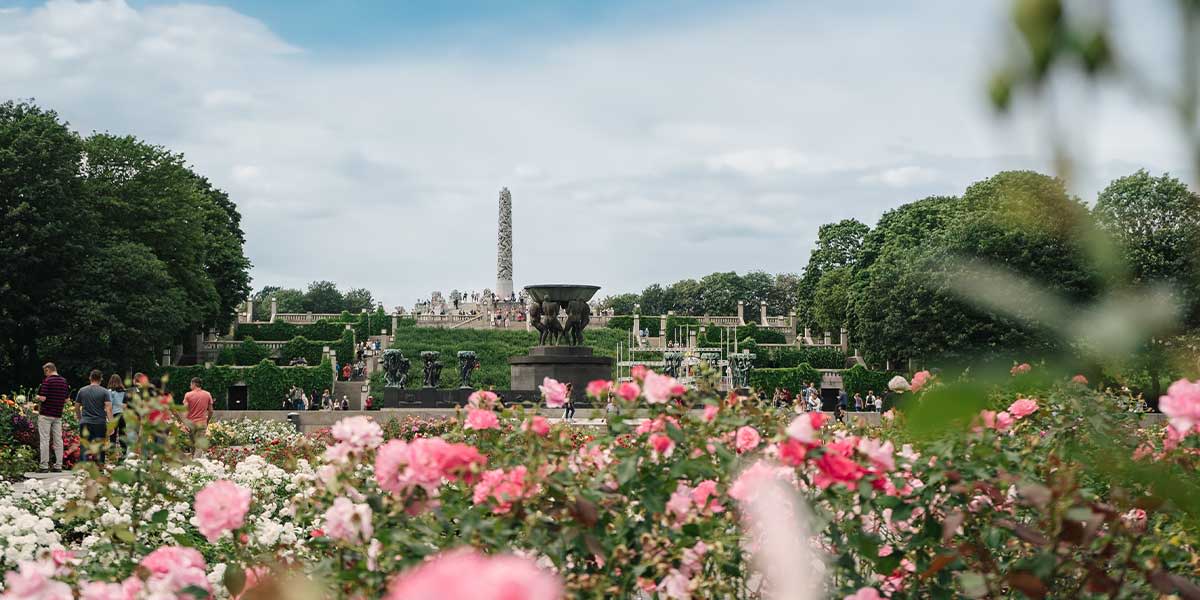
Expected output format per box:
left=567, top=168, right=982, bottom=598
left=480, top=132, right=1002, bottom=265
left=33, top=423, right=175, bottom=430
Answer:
left=757, top=346, right=847, bottom=369
left=160, top=359, right=333, bottom=410
left=749, top=363, right=822, bottom=395
left=840, top=364, right=896, bottom=396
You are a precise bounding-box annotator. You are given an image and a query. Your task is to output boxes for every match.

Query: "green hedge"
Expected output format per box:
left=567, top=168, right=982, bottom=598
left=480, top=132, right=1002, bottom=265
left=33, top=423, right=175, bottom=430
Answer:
left=235, top=320, right=345, bottom=341
left=749, top=363, right=822, bottom=395
left=840, top=364, right=898, bottom=397
left=700, top=323, right=785, bottom=345
left=383, top=327, right=627, bottom=388
left=227, top=337, right=272, bottom=366
left=218, top=330, right=354, bottom=367
left=159, top=359, right=333, bottom=410
left=606, top=315, right=662, bottom=337
left=757, top=346, right=846, bottom=369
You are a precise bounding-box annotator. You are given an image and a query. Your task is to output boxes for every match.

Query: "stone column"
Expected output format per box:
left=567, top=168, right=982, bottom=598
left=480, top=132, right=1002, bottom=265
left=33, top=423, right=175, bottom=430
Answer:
left=824, top=331, right=832, bottom=345
left=495, top=188, right=514, bottom=299
left=840, top=328, right=850, bottom=353
left=804, top=327, right=812, bottom=344
left=391, top=313, right=398, bottom=336
left=632, top=313, right=641, bottom=335
left=759, top=300, right=768, bottom=325
left=737, top=301, right=745, bottom=325
left=699, top=325, right=706, bottom=345
left=245, top=299, right=254, bottom=323
left=659, top=313, right=668, bottom=339
left=688, top=329, right=697, bottom=349
left=270, top=297, right=278, bottom=323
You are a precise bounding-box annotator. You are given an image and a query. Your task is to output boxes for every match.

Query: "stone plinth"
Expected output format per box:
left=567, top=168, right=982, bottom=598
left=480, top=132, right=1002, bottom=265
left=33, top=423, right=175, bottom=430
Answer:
left=509, top=346, right=614, bottom=401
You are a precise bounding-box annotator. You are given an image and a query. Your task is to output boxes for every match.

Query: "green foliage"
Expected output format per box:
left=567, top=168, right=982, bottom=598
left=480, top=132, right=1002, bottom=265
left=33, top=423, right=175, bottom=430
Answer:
left=235, top=320, right=344, bottom=341
left=228, top=337, right=272, bottom=366
left=161, top=359, right=332, bottom=410
left=748, top=363, right=822, bottom=394
left=279, top=336, right=321, bottom=365
left=757, top=346, right=846, bottom=369
left=606, top=271, right=799, bottom=317
left=839, top=364, right=895, bottom=396
left=384, top=327, right=626, bottom=388
left=699, top=322, right=786, bottom=345
left=798, top=218, right=870, bottom=329
left=607, top=315, right=662, bottom=337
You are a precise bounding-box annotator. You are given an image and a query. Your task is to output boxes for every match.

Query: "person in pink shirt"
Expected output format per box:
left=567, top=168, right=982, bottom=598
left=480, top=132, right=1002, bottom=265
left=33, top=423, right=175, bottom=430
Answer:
left=183, top=377, right=214, bottom=441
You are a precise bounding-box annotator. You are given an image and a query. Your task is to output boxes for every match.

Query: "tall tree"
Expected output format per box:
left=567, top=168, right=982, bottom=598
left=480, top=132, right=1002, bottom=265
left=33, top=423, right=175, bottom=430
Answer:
left=1093, top=170, right=1200, bottom=327
left=600, top=293, right=639, bottom=314
left=343, top=287, right=378, bottom=313
left=0, top=101, right=85, bottom=387
left=303, top=280, right=345, bottom=313
left=798, top=219, right=869, bottom=328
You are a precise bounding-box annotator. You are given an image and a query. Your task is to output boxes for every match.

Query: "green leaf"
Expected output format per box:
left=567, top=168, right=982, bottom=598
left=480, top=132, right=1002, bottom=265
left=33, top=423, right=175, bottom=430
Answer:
left=151, top=510, right=169, bottom=524
left=958, top=571, right=988, bottom=598
left=113, top=527, right=135, bottom=543
left=223, top=563, right=246, bottom=597
left=617, top=457, right=639, bottom=485
left=111, top=468, right=135, bottom=485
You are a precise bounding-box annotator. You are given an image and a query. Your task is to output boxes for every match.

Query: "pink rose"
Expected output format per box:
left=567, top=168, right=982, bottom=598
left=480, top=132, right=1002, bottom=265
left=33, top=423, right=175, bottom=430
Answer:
left=1121, top=508, right=1147, bottom=533
left=910, top=370, right=931, bottom=392
left=3, top=560, right=71, bottom=600
left=778, top=438, right=807, bottom=466
left=323, top=496, right=374, bottom=544
left=375, top=438, right=487, bottom=497
left=523, top=415, right=550, bottom=437
left=643, top=371, right=684, bottom=404
left=786, top=412, right=826, bottom=444
left=538, top=377, right=568, bottom=408
left=856, top=438, right=895, bottom=472
left=666, top=483, right=694, bottom=521
left=735, top=426, right=761, bottom=453
left=1071, top=374, right=1089, bottom=385
left=617, top=381, right=641, bottom=402
left=845, top=588, right=883, bottom=600
left=1007, top=398, right=1038, bottom=419
left=194, top=480, right=252, bottom=542
left=79, top=581, right=125, bottom=600
left=465, top=408, right=500, bottom=431
left=586, top=380, right=612, bottom=398
left=729, top=460, right=794, bottom=501
left=630, top=364, right=648, bottom=381
left=472, top=466, right=536, bottom=514
left=814, top=452, right=865, bottom=489
left=702, top=404, right=719, bottom=422
left=649, top=433, right=675, bottom=458
left=385, top=548, right=563, bottom=600
left=994, top=411, right=1014, bottom=431
left=138, top=546, right=211, bottom=597
left=468, top=390, right=499, bottom=410
left=1160, top=379, right=1200, bottom=435
left=1010, top=362, right=1032, bottom=376
left=331, top=416, right=383, bottom=450
left=691, top=480, right=722, bottom=513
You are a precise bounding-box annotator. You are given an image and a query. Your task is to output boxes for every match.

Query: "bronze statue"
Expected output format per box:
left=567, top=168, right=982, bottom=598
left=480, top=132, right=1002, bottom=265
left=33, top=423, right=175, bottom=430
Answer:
left=529, top=300, right=545, bottom=339
left=563, top=299, right=591, bottom=346
left=456, top=351, right=478, bottom=388
left=663, top=351, right=683, bottom=378
left=421, top=351, right=443, bottom=388
left=382, top=349, right=410, bottom=389
left=538, top=300, right=563, bottom=346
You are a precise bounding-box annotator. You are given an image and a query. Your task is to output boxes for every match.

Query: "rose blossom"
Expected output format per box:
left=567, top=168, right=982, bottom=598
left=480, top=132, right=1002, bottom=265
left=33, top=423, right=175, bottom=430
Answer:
left=330, top=416, right=384, bottom=450
left=702, top=404, right=719, bottom=422
left=1007, top=398, right=1038, bottom=419
left=465, top=408, right=500, bottom=430
left=79, top=581, right=125, bottom=600
left=194, top=480, right=252, bottom=542
left=586, top=379, right=612, bottom=398
left=735, top=426, right=761, bottom=453
left=729, top=460, right=795, bottom=501
left=472, top=466, right=536, bottom=514
left=468, top=390, right=499, bottom=410
left=857, top=438, right=895, bottom=472
left=649, top=433, right=675, bottom=458
left=1010, top=362, right=1032, bottom=376
left=616, top=381, right=641, bottom=402
left=786, top=412, right=827, bottom=444
left=910, top=370, right=931, bottom=392
left=3, top=560, right=71, bottom=600
left=138, top=546, right=211, bottom=597
left=887, top=375, right=911, bottom=392
left=1160, top=378, right=1200, bottom=434
left=1072, top=374, right=1089, bottom=385
left=1121, top=508, right=1148, bottom=533
left=691, top=480, right=724, bottom=513
left=814, top=452, right=865, bottom=489
left=375, top=438, right=487, bottom=496
left=523, top=416, right=550, bottom=436
left=643, top=371, right=685, bottom=404
left=323, top=496, right=374, bottom=544
left=539, top=377, right=568, bottom=408
left=630, top=364, right=648, bottom=381
left=845, top=588, right=883, bottom=600
left=385, top=548, right=563, bottom=600
left=667, top=484, right=694, bottom=521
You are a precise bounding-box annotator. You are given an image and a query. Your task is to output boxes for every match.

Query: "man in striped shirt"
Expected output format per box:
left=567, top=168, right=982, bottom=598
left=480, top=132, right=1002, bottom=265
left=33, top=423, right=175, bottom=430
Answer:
left=36, top=362, right=69, bottom=472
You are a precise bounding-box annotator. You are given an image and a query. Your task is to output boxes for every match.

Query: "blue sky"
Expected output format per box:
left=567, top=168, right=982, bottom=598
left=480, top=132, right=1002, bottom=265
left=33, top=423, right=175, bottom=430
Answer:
left=0, top=0, right=1189, bottom=309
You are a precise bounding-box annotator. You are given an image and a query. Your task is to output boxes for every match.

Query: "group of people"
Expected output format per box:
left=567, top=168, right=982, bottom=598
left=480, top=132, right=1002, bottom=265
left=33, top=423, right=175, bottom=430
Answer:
left=284, top=386, right=350, bottom=411
left=33, top=363, right=213, bottom=472
left=773, top=382, right=886, bottom=416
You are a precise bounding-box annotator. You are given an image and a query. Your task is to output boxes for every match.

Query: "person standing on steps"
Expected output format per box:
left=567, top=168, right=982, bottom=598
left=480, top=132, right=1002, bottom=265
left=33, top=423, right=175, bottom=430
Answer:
left=76, top=370, right=112, bottom=465
left=36, top=362, right=70, bottom=472
left=563, top=383, right=576, bottom=421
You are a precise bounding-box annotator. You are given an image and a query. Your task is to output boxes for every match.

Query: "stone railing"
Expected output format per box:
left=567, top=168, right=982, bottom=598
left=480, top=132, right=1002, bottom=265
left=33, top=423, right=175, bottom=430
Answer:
left=275, top=312, right=342, bottom=324
left=205, top=340, right=290, bottom=352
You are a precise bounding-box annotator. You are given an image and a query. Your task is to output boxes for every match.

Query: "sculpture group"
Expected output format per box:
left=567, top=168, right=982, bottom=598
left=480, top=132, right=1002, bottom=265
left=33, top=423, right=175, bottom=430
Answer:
left=530, top=298, right=591, bottom=346
left=381, top=349, right=410, bottom=389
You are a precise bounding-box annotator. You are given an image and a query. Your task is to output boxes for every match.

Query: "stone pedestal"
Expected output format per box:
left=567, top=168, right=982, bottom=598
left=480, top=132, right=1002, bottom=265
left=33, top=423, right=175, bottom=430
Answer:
left=509, top=346, right=614, bottom=401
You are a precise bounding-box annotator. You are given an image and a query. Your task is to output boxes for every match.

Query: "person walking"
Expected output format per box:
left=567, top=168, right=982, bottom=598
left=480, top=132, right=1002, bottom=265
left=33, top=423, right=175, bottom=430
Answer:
left=866, top=390, right=878, bottom=413
left=35, top=362, right=70, bottom=472
left=76, top=370, right=112, bottom=465
left=106, top=374, right=128, bottom=458
left=563, top=383, right=576, bottom=421
left=838, top=389, right=849, bottom=415
left=341, top=363, right=351, bottom=381
left=853, top=392, right=864, bottom=412
left=183, top=377, right=214, bottom=445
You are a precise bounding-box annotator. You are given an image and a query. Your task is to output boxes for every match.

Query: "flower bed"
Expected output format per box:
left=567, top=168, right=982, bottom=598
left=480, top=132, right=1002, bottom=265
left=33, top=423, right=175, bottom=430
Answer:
left=2, top=371, right=1198, bottom=598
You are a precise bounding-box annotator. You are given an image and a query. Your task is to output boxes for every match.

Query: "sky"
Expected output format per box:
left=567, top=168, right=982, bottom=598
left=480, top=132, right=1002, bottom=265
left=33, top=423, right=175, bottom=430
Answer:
left=1, top=0, right=1192, bottom=311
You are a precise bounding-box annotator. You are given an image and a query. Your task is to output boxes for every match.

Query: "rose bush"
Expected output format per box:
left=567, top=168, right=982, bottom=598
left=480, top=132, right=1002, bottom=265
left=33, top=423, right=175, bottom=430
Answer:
left=1, top=369, right=1197, bottom=598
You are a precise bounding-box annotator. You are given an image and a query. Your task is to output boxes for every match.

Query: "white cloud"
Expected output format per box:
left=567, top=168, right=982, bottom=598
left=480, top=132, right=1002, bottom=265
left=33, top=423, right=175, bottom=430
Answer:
left=859, top=166, right=940, bottom=188
left=0, top=0, right=1189, bottom=306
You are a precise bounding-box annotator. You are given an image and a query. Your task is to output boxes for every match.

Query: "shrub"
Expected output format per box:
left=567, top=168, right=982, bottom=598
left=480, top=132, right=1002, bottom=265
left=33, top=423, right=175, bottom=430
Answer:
left=758, top=346, right=847, bottom=369
left=749, top=363, right=822, bottom=394
left=160, top=359, right=333, bottom=410
left=233, top=337, right=272, bottom=366
left=840, top=364, right=896, bottom=396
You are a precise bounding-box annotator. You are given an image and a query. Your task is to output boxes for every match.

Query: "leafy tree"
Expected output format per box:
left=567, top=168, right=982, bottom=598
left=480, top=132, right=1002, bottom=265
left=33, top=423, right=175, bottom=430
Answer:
left=811, top=266, right=852, bottom=333
left=303, top=280, right=344, bottom=313
left=192, top=175, right=251, bottom=331
left=638, top=284, right=674, bottom=315
left=599, top=293, right=639, bottom=314
left=768, top=273, right=802, bottom=318
left=0, top=101, right=85, bottom=387
left=343, top=287, right=377, bottom=313
left=1094, top=170, right=1200, bottom=327
left=798, top=219, right=869, bottom=328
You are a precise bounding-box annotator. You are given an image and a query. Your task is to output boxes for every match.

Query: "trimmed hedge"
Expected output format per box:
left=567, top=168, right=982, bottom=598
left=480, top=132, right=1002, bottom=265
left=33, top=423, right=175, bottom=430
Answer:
left=757, top=346, right=847, bottom=370
left=749, top=363, right=822, bottom=395
left=218, top=330, right=355, bottom=367
left=607, top=315, right=662, bottom=337
left=159, top=359, right=333, bottom=410
left=700, top=323, right=785, bottom=345
left=840, top=364, right=898, bottom=397
left=235, top=320, right=344, bottom=341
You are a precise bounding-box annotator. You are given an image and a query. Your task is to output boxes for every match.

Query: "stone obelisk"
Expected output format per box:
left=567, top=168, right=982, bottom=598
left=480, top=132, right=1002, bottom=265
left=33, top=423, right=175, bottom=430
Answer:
left=496, top=187, right=513, bottom=299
